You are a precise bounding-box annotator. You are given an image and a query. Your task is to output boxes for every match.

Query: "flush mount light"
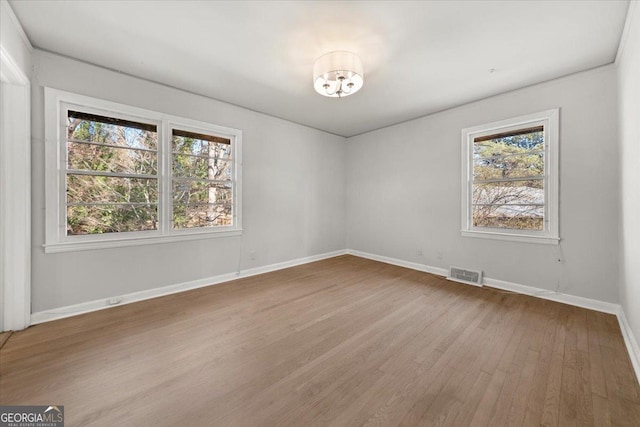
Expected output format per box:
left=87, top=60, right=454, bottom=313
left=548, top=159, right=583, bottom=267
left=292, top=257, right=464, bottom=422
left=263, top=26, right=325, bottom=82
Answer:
left=313, top=51, right=364, bottom=98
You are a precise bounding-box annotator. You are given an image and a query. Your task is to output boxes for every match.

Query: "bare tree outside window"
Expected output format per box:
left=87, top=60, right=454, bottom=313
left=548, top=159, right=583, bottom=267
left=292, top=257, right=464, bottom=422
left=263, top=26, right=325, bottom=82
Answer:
left=66, top=112, right=158, bottom=235
left=462, top=109, right=557, bottom=244
left=472, top=128, right=545, bottom=230
left=46, top=89, right=243, bottom=252
left=172, top=129, right=233, bottom=229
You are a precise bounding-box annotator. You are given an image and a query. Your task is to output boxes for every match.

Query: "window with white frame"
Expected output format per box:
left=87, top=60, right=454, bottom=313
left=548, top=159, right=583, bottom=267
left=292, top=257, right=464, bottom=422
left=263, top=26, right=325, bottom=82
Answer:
left=461, top=109, right=559, bottom=244
left=65, top=110, right=160, bottom=235
left=171, top=128, right=234, bottom=229
left=45, top=88, right=242, bottom=252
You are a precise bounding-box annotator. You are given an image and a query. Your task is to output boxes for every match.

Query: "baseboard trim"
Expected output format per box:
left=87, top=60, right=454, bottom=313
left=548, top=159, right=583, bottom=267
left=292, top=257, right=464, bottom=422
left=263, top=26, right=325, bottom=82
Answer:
left=483, top=277, right=620, bottom=315
left=617, top=307, right=640, bottom=384
left=345, top=249, right=449, bottom=277
left=346, top=248, right=640, bottom=385
left=27, top=248, right=640, bottom=386
left=346, top=249, right=640, bottom=382
left=30, top=249, right=347, bottom=325
left=346, top=248, right=619, bottom=314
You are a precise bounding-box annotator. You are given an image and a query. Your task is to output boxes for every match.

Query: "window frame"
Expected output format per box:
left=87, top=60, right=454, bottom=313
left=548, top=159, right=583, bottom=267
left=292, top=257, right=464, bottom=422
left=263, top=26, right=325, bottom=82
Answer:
left=167, top=121, right=238, bottom=233
left=460, top=109, right=559, bottom=245
left=44, top=88, right=242, bottom=253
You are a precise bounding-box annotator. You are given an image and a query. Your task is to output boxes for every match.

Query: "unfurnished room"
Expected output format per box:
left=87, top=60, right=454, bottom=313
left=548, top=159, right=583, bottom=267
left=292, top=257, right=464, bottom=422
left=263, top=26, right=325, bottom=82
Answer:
left=1, top=0, right=639, bottom=426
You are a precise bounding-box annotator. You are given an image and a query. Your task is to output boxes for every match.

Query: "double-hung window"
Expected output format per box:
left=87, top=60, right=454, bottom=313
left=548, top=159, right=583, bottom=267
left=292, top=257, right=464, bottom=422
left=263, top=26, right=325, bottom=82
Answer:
left=170, top=128, right=234, bottom=229
left=461, top=109, right=559, bottom=244
left=65, top=110, right=160, bottom=235
left=45, top=88, right=242, bottom=252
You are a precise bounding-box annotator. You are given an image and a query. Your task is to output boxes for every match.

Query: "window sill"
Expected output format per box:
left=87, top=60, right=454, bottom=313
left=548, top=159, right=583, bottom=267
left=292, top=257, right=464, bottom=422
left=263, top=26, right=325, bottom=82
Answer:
left=43, top=229, right=243, bottom=253
left=461, top=230, right=560, bottom=245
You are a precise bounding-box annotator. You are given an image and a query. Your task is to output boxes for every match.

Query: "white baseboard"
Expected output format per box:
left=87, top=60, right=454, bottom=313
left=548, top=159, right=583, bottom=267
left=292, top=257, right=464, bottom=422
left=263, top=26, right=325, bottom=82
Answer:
left=346, top=249, right=449, bottom=277
left=346, top=248, right=619, bottom=313
left=346, top=248, right=640, bottom=385
left=30, top=249, right=347, bottom=325
left=617, top=307, right=640, bottom=384
left=483, top=277, right=620, bottom=314
left=27, top=248, right=640, bottom=386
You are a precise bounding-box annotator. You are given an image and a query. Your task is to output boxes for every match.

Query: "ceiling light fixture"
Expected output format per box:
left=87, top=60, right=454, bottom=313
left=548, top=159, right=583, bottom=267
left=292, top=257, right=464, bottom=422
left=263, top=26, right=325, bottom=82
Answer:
left=313, top=51, right=364, bottom=98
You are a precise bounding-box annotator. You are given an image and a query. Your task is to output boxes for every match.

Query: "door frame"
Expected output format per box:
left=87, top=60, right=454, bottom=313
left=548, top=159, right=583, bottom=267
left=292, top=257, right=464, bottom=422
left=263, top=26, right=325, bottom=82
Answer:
left=1, top=45, right=31, bottom=331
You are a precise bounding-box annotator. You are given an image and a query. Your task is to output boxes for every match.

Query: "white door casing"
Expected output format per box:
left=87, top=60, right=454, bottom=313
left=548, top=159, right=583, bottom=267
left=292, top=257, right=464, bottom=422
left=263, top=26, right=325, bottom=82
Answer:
left=0, top=45, right=31, bottom=331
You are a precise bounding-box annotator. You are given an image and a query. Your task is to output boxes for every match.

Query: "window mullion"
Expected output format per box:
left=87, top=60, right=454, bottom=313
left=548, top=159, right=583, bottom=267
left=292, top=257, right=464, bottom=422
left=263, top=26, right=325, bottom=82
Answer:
left=171, top=151, right=232, bottom=161
left=60, top=107, right=70, bottom=238
left=172, top=177, right=232, bottom=184
left=69, top=138, right=158, bottom=153
left=473, top=176, right=544, bottom=184
left=66, top=170, right=157, bottom=180
left=160, top=121, right=172, bottom=235
left=68, top=202, right=158, bottom=207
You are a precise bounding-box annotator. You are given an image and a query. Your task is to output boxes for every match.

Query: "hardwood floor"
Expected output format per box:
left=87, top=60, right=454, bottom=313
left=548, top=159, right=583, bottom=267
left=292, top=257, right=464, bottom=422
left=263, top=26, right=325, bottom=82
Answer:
left=0, top=331, right=11, bottom=350
left=1, top=255, right=639, bottom=426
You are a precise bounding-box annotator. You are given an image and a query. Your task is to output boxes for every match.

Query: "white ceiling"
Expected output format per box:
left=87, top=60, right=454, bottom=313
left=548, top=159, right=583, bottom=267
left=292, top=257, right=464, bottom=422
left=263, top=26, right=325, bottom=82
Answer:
left=9, top=0, right=630, bottom=137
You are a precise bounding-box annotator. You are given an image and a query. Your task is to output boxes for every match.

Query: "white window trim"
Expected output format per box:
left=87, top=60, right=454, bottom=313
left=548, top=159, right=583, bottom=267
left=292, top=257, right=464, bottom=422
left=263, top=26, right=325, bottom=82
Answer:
left=44, top=87, right=242, bottom=253
left=460, top=109, right=559, bottom=245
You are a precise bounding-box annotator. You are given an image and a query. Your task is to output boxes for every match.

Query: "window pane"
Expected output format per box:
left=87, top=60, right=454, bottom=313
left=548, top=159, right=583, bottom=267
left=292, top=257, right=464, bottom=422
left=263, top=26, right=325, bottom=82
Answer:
left=171, top=129, right=234, bottom=231
left=67, top=204, right=158, bottom=235
left=68, top=113, right=157, bottom=150
left=472, top=180, right=543, bottom=206
left=65, top=110, right=160, bottom=237
left=172, top=203, right=232, bottom=229
left=472, top=180, right=544, bottom=230
left=474, top=129, right=543, bottom=155
left=473, top=204, right=543, bottom=230
left=172, top=155, right=231, bottom=180
left=172, top=135, right=231, bottom=159
left=474, top=129, right=544, bottom=180
left=473, top=152, right=544, bottom=180
left=68, top=142, right=157, bottom=175
left=67, top=175, right=158, bottom=204
left=172, top=180, right=232, bottom=205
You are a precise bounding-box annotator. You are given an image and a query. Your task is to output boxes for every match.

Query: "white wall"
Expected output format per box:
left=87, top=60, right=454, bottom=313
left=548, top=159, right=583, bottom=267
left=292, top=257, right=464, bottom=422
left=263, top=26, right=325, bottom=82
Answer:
left=346, top=66, right=620, bottom=303
left=618, top=2, right=640, bottom=353
left=30, top=50, right=346, bottom=313
left=17, top=6, right=635, bottom=318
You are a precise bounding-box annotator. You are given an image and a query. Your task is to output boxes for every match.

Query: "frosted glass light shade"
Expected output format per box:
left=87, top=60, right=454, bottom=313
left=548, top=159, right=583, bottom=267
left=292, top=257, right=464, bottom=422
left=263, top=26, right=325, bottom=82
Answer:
left=313, top=51, right=364, bottom=98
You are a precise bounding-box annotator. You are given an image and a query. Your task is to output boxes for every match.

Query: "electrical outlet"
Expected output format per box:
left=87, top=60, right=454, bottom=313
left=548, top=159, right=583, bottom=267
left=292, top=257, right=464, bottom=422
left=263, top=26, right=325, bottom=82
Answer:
left=250, top=250, right=256, bottom=260
left=107, top=296, right=122, bottom=305
left=436, top=250, right=443, bottom=260
left=416, top=248, right=422, bottom=256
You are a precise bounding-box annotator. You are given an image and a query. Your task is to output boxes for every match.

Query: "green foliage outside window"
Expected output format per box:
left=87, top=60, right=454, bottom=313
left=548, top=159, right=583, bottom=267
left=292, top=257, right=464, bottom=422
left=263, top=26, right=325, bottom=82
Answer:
left=66, top=115, right=158, bottom=235
left=171, top=134, right=233, bottom=229
left=66, top=113, right=235, bottom=235
left=472, top=131, right=545, bottom=230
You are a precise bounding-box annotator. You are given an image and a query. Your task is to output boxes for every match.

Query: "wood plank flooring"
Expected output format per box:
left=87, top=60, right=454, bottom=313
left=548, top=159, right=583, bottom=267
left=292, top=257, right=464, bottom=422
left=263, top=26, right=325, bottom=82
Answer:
left=1, top=255, right=639, bottom=426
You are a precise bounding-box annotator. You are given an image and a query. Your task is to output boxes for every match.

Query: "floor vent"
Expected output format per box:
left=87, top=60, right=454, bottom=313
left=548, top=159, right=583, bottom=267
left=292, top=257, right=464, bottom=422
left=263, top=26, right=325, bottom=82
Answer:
left=447, top=266, right=483, bottom=287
